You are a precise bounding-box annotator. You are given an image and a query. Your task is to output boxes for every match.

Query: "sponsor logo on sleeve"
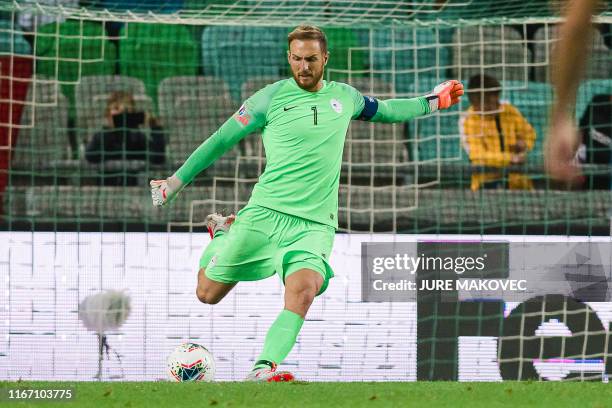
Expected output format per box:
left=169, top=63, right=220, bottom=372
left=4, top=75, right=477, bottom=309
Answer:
left=233, top=104, right=251, bottom=126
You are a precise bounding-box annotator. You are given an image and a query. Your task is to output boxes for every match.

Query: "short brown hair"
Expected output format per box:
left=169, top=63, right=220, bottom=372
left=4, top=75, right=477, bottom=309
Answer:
left=287, top=25, right=328, bottom=54
left=467, top=74, right=501, bottom=105
left=105, top=91, right=135, bottom=117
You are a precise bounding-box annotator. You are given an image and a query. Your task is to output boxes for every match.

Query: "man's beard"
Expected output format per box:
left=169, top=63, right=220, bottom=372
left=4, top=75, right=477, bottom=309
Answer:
left=293, top=69, right=324, bottom=91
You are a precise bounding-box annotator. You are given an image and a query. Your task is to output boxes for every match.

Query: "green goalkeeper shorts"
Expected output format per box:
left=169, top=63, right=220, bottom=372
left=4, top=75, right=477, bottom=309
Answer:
left=200, top=204, right=335, bottom=295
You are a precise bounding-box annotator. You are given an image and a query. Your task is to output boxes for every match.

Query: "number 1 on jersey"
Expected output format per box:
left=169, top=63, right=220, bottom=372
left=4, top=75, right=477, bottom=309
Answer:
left=311, top=106, right=318, bottom=125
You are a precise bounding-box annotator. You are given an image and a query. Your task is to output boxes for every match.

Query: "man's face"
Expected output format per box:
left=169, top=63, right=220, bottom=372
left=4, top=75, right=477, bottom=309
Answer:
left=470, top=92, right=500, bottom=115
left=109, top=102, right=127, bottom=117
left=288, top=39, right=328, bottom=92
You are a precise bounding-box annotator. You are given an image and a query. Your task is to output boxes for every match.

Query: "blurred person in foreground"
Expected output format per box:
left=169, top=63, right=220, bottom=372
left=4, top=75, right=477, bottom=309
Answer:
left=545, top=0, right=604, bottom=184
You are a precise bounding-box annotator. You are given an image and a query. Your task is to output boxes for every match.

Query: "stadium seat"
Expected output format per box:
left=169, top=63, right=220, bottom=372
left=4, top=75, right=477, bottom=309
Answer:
left=10, top=185, right=155, bottom=221
left=205, top=182, right=254, bottom=214
left=323, top=27, right=368, bottom=82
left=338, top=184, right=417, bottom=231
left=34, top=20, right=116, bottom=118
left=534, top=25, right=612, bottom=82
left=5, top=184, right=254, bottom=224
left=0, top=53, right=33, bottom=217
left=0, top=20, right=32, bottom=55
left=7, top=183, right=610, bottom=235
left=240, top=76, right=286, bottom=102
left=74, top=75, right=151, bottom=144
left=164, top=183, right=253, bottom=226
left=342, top=76, right=395, bottom=99
left=119, top=23, right=198, bottom=106
left=340, top=78, right=409, bottom=173
left=405, top=188, right=612, bottom=233
left=455, top=25, right=523, bottom=44
left=414, top=109, right=465, bottom=162
left=336, top=185, right=612, bottom=233
left=500, top=81, right=553, bottom=164
left=201, top=26, right=287, bottom=102
left=371, top=27, right=451, bottom=94
left=158, top=76, right=238, bottom=168
left=453, top=25, right=531, bottom=82
left=12, top=80, right=69, bottom=169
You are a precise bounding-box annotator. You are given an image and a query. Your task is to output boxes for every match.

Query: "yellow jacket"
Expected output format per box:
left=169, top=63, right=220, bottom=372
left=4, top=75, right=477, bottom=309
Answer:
left=460, top=102, right=536, bottom=191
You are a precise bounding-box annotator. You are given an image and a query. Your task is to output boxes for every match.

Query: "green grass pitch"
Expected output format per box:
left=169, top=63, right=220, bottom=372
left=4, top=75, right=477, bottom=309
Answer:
left=1, top=381, right=611, bottom=408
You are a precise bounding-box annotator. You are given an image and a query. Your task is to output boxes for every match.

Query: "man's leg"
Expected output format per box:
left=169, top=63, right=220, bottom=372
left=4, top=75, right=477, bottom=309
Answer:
left=196, top=209, right=276, bottom=306
left=195, top=267, right=236, bottom=305
left=248, top=268, right=324, bottom=382
left=196, top=213, right=238, bottom=305
left=283, top=268, right=323, bottom=318
left=255, top=268, right=322, bottom=362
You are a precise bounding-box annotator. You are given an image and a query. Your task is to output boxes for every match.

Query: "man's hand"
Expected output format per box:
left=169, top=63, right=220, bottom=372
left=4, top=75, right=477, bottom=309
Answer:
left=545, top=113, right=583, bottom=185
left=511, top=152, right=526, bottom=165
left=426, top=80, right=464, bottom=112
left=512, top=140, right=527, bottom=154
left=150, top=175, right=184, bottom=207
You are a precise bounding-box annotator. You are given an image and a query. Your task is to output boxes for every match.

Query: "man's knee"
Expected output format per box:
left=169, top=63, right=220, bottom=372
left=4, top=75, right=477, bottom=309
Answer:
left=286, top=285, right=317, bottom=306
left=195, top=286, right=222, bottom=305
left=196, top=268, right=235, bottom=305
left=285, top=271, right=322, bottom=308
left=196, top=268, right=221, bottom=305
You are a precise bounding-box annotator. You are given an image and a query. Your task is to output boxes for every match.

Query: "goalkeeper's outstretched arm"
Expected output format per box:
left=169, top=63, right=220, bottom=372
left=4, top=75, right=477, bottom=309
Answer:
left=151, top=81, right=279, bottom=206
left=355, top=80, right=464, bottom=124
left=151, top=107, right=264, bottom=207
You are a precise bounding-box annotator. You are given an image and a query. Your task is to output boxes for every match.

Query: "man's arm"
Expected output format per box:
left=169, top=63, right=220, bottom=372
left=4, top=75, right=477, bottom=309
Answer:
left=348, top=80, right=464, bottom=124
left=369, top=97, right=431, bottom=123
left=465, top=136, right=514, bottom=168
left=150, top=83, right=276, bottom=206
left=545, top=0, right=600, bottom=183
left=517, top=110, right=536, bottom=152
left=174, top=117, right=257, bottom=185
left=150, top=116, right=261, bottom=206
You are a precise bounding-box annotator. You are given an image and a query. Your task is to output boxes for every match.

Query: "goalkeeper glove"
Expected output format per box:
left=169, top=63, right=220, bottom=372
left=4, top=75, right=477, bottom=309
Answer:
left=150, top=175, right=184, bottom=207
left=425, top=80, right=464, bottom=113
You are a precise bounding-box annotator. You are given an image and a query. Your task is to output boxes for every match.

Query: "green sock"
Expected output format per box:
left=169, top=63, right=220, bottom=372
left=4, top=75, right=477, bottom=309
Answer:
left=254, top=310, right=304, bottom=369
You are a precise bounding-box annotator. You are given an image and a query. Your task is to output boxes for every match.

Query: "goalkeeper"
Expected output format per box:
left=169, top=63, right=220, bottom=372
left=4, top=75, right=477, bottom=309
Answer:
left=151, top=25, right=463, bottom=382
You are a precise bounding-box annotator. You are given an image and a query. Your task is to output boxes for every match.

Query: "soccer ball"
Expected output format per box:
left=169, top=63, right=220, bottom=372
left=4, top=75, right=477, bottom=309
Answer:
left=167, top=343, right=216, bottom=382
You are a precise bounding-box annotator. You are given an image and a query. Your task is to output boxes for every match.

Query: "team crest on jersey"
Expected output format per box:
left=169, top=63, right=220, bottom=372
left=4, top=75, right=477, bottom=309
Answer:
left=234, top=104, right=251, bottom=126
left=208, top=255, right=217, bottom=269
left=330, top=98, right=343, bottom=113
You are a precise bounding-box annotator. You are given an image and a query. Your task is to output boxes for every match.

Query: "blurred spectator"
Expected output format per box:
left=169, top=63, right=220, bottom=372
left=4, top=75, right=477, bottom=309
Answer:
left=460, top=74, right=536, bottom=191
left=575, top=94, right=611, bottom=189
left=85, top=91, right=165, bottom=164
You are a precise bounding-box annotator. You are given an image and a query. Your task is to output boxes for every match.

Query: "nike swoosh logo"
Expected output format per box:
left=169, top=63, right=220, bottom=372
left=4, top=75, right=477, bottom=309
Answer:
left=283, top=106, right=298, bottom=111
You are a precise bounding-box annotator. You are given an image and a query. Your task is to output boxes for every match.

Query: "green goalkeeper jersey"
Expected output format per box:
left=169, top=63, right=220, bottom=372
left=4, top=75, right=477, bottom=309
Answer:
left=175, top=78, right=432, bottom=228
